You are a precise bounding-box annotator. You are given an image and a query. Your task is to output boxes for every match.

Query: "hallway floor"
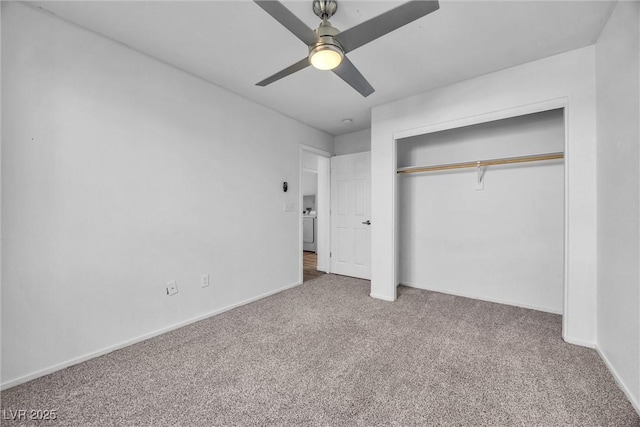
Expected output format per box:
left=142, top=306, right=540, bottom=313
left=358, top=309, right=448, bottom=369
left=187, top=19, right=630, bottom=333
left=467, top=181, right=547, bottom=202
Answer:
left=303, top=251, right=325, bottom=282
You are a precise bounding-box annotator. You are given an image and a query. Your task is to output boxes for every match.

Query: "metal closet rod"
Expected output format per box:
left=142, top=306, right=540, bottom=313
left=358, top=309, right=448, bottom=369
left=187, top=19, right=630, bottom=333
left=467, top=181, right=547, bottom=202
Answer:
left=396, top=151, right=564, bottom=175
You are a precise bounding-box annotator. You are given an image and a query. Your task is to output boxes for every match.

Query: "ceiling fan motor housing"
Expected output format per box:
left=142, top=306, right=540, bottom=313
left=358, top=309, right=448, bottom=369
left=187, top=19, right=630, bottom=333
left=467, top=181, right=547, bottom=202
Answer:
left=309, top=20, right=344, bottom=69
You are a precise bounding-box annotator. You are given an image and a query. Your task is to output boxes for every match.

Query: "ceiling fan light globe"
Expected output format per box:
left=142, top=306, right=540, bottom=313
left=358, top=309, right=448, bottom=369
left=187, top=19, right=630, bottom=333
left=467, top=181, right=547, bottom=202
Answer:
left=309, top=45, right=343, bottom=70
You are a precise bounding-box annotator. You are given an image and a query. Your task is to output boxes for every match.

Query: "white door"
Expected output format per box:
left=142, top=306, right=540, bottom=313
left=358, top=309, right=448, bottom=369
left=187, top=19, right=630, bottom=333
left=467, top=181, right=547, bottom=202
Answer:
left=330, top=152, right=371, bottom=279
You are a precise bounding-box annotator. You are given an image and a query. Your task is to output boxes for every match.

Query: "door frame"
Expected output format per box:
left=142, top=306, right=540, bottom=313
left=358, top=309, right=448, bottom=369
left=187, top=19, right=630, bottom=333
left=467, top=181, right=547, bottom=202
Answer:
left=299, top=145, right=331, bottom=284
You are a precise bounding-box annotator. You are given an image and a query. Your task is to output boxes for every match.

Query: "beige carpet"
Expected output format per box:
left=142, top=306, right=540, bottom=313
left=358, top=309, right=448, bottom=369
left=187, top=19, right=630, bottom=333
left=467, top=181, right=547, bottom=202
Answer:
left=2, top=274, right=639, bottom=426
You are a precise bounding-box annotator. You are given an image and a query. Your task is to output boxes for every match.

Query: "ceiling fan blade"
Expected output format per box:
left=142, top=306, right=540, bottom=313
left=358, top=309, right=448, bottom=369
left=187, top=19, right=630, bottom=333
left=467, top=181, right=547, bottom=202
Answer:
left=335, top=1, right=439, bottom=53
left=254, top=1, right=318, bottom=46
left=256, top=57, right=311, bottom=87
left=332, top=57, right=375, bottom=97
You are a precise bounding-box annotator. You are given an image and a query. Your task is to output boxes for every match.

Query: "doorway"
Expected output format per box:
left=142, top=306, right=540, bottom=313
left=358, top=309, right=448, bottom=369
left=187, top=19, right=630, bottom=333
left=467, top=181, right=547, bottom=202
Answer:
left=300, top=146, right=331, bottom=283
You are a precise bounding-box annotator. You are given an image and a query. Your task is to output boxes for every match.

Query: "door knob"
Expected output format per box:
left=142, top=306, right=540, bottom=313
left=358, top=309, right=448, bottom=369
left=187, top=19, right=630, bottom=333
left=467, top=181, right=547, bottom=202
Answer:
left=362, top=220, right=371, bottom=225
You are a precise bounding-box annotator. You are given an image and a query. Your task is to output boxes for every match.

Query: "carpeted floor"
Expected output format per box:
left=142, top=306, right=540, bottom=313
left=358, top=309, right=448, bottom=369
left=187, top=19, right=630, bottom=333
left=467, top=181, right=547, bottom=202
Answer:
left=2, top=274, right=638, bottom=426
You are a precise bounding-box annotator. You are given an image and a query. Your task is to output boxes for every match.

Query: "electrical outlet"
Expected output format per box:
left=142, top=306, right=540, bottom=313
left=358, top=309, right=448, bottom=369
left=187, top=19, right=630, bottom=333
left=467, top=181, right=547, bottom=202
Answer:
left=201, top=273, right=210, bottom=288
left=166, top=281, right=178, bottom=296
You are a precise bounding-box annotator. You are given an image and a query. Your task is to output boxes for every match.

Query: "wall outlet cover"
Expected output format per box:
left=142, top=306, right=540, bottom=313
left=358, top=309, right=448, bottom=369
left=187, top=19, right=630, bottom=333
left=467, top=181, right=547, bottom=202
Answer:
left=201, top=274, right=210, bottom=288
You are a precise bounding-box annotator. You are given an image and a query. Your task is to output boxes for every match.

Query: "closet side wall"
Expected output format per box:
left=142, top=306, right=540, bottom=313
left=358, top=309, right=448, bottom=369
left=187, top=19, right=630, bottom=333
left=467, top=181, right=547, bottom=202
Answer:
left=595, top=0, right=640, bottom=407
left=397, top=110, right=564, bottom=313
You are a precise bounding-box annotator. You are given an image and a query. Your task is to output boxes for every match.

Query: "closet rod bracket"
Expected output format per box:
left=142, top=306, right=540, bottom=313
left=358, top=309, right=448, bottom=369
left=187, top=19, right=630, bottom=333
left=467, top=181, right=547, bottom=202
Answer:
left=476, top=161, right=485, bottom=190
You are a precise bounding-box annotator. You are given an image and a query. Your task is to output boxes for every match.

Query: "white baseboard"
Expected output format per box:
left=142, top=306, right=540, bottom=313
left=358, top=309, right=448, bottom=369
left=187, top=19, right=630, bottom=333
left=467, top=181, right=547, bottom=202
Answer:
left=1, top=280, right=301, bottom=390
left=369, top=292, right=395, bottom=302
left=596, top=346, right=640, bottom=417
left=399, top=281, right=563, bottom=315
left=562, top=335, right=596, bottom=349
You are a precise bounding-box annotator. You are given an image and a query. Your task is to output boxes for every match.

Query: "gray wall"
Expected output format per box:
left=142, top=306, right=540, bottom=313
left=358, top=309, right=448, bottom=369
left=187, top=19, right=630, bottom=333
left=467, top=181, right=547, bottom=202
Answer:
left=1, top=3, right=333, bottom=387
left=334, top=129, right=371, bottom=155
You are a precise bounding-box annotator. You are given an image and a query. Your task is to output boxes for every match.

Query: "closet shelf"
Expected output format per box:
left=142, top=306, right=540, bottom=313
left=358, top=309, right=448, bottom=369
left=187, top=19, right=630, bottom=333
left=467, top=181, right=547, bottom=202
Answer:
left=396, top=152, right=564, bottom=175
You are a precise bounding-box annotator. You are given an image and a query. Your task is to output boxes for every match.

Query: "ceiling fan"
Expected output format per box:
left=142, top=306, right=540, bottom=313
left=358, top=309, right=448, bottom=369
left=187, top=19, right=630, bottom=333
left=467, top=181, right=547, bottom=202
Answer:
left=254, top=0, right=440, bottom=97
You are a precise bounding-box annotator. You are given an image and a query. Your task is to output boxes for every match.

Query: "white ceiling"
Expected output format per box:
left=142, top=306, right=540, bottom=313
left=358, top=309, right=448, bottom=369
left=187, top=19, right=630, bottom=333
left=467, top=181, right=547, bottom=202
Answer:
left=31, top=0, right=615, bottom=136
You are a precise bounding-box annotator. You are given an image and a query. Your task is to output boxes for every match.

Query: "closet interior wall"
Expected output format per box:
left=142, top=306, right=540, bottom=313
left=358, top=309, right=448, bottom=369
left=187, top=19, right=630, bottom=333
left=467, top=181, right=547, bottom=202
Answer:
left=397, top=109, right=565, bottom=313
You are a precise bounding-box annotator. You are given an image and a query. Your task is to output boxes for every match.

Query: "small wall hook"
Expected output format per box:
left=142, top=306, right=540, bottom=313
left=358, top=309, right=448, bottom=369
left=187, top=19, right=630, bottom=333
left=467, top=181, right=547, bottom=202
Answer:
left=283, top=182, right=288, bottom=192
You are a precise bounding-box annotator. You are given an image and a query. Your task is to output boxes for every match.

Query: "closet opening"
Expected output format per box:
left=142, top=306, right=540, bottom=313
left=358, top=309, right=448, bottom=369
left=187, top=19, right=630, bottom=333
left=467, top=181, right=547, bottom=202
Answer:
left=396, top=108, right=565, bottom=316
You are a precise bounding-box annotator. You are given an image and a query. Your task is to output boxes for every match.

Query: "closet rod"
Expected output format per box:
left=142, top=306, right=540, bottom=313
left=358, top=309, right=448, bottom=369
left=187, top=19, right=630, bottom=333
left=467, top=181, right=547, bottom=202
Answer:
left=396, top=152, right=564, bottom=175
